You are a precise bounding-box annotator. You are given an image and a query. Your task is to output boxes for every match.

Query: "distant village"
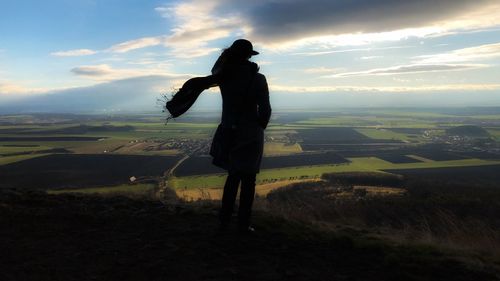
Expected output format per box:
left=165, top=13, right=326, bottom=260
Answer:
left=423, top=126, right=500, bottom=155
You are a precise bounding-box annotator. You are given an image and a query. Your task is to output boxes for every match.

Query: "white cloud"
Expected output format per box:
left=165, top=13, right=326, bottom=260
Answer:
left=323, top=64, right=487, bottom=78
left=360, top=56, right=382, bottom=60
left=70, top=64, right=190, bottom=81
left=271, top=83, right=500, bottom=93
left=292, top=46, right=412, bottom=56
left=104, top=2, right=238, bottom=58
left=0, top=81, right=47, bottom=96
left=126, top=58, right=166, bottom=66
left=417, top=42, right=500, bottom=63
left=303, top=67, right=342, bottom=74
left=156, top=2, right=242, bottom=58
left=108, top=36, right=165, bottom=53
left=51, top=49, right=97, bottom=57
left=0, top=82, right=30, bottom=94
left=168, top=47, right=220, bottom=59
left=316, top=42, right=500, bottom=79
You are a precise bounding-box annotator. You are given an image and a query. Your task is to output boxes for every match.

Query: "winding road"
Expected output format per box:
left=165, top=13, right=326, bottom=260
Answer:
left=156, top=144, right=206, bottom=202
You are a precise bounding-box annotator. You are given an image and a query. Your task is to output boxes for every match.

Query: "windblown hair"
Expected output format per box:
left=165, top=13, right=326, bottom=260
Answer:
left=212, top=47, right=259, bottom=77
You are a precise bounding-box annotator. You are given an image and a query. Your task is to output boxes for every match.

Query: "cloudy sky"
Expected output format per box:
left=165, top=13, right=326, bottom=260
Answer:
left=1, top=0, right=500, bottom=111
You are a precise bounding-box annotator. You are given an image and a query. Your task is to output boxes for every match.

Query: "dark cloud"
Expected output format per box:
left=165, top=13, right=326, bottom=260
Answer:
left=217, top=0, right=495, bottom=42
left=71, top=65, right=111, bottom=76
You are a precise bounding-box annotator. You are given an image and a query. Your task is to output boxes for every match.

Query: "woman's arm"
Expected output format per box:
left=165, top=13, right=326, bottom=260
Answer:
left=256, top=74, right=272, bottom=129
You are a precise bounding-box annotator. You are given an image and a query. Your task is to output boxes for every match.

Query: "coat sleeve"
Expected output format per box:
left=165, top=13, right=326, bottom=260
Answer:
left=256, top=74, right=272, bottom=129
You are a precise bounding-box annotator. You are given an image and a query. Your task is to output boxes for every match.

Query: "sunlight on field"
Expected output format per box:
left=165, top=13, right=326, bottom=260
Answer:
left=296, top=117, right=378, bottom=126
left=407, top=155, right=434, bottom=162
left=171, top=163, right=366, bottom=190
left=264, top=142, right=302, bottom=156
left=349, top=157, right=500, bottom=170
left=48, top=184, right=156, bottom=197
left=0, top=154, right=49, bottom=165
left=355, top=128, right=418, bottom=142
left=366, top=110, right=454, bottom=118
left=175, top=179, right=322, bottom=201
left=354, top=185, right=406, bottom=196
left=70, top=139, right=129, bottom=154
left=487, top=129, right=500, bottom=140
left=176, top=187, right=223, bottom=201
left=334, top=186, right=406, bottom=198
left=357, top=186, right=406, bottom=196
left=347, top=157, right=394, bottom=169
left=170, top=175, right=227, bottom=189
left=269, top=125, right=314, bottom=130
left=0, top=145, right=51, bottom=154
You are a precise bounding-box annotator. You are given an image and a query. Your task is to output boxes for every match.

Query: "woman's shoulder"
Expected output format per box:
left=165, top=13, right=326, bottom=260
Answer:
left=255, top=72, right=267, bottom=83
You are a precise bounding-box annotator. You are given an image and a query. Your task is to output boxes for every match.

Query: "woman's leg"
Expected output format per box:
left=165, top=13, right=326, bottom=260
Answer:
left=238, top=173, right=256, bottom=229
left=219, top=172, right=240, bottom=225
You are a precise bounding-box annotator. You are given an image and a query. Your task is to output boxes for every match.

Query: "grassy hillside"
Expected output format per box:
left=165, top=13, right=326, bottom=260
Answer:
left=1, top=189, right=499, bottom=281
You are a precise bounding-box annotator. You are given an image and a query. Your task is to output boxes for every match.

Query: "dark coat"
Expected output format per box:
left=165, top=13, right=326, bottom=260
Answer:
left=210, top=61, right=271, bottom=174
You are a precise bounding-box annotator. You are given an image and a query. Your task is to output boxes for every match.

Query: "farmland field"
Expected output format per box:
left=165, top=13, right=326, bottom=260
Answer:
left=355, top=128, right=421, bottom=142
left=1, top=108, right=499, bottom=195
left=170, top=157, right=500, bottom=189
left=0, top=154, right=180, bottom=189
left=297, top=127, right=403, bottom=144
left=384, top=165, right=500, bottom=186
left=375, top=154, right=422, bottom=164
left=0, top=136, right=106, bottom=141
left=175, top=152, right=349, bottom=177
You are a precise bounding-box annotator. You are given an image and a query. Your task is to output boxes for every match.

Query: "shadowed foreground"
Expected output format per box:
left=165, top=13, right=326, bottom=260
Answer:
left=1, top=190, right=498, bottom=281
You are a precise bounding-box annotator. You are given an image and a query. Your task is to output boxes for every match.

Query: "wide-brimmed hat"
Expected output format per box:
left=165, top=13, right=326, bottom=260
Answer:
left=229, top=39, right=259, bottom=57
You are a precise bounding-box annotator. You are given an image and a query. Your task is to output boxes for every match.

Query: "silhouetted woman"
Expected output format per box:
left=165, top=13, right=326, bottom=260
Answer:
left=209, top=39, right=271, bottom=233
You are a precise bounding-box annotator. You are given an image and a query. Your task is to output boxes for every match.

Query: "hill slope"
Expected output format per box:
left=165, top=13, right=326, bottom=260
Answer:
left=1, top=190, right=498, bottom=281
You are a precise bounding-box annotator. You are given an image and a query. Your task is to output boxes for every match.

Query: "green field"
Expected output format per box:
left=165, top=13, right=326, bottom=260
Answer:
left=488, top=129, right=500, bottom=139
left=0, top=154, right=49, bottom=165
left=355, top=128, right=420, bottom=142
left=0, top=145, right=52, bottom=154
left=170, top=157, right=500, bottom=189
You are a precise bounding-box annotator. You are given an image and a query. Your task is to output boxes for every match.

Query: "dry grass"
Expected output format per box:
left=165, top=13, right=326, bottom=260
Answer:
left=48, top=183, right=157, bottom=199
left=263, top=142, right=302, bottom=156
left=265, top=180, right=500, bottom=260
left=256, top=178, right=321, bottom=196
left=175, top=187, right=223, bottom=201
left=174, top=178, right=321, bottom=201
left=397, top=210, right=500, bottom=256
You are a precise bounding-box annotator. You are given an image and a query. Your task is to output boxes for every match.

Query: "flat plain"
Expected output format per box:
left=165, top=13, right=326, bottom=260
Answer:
left=1, top=108, right=499, bottom=195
